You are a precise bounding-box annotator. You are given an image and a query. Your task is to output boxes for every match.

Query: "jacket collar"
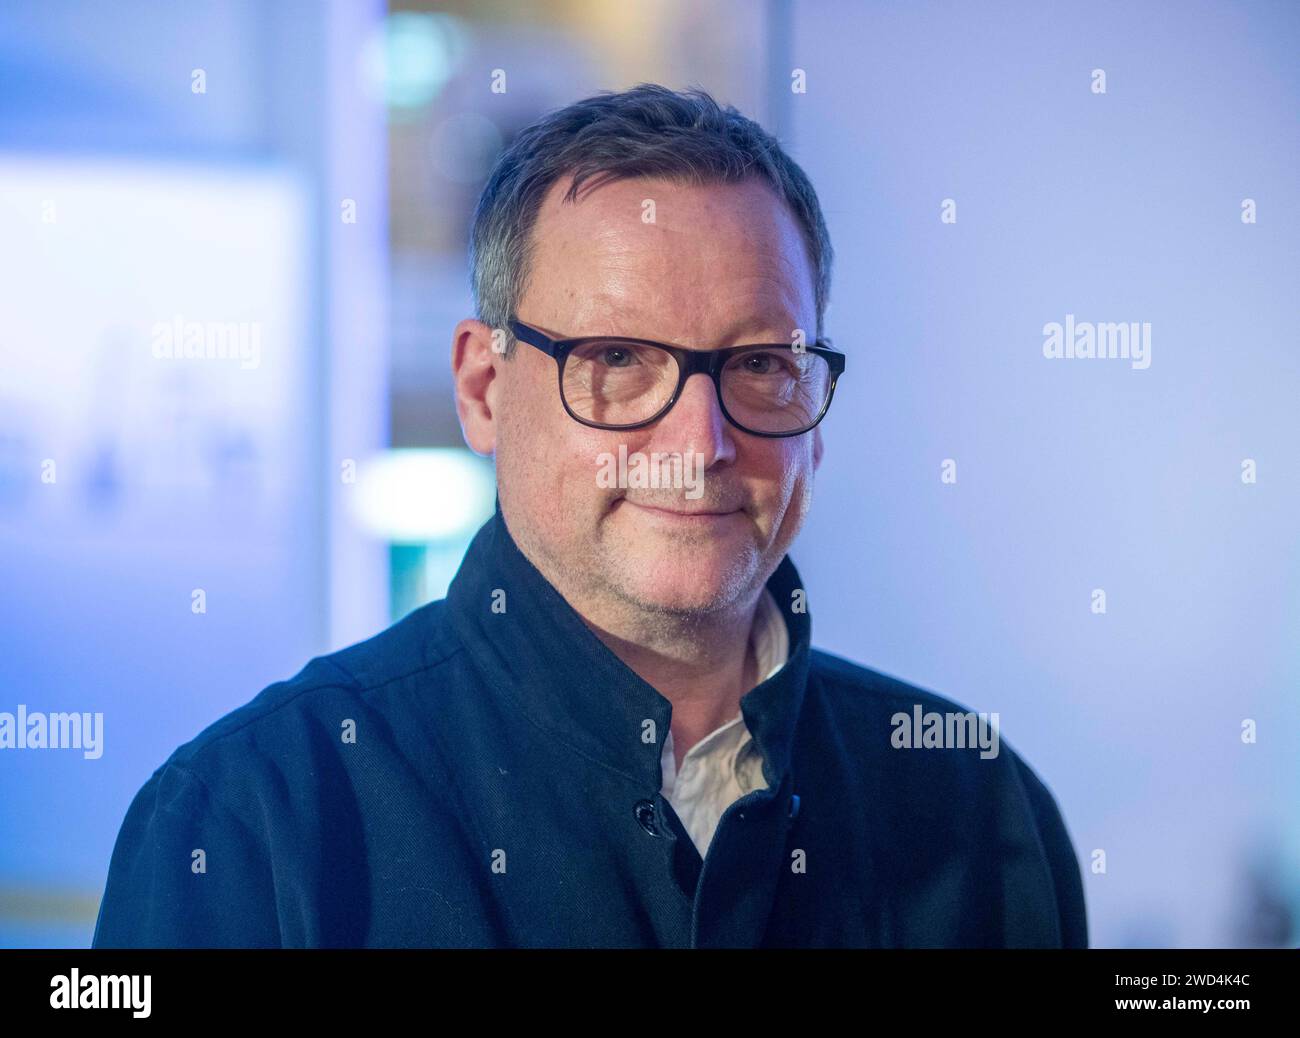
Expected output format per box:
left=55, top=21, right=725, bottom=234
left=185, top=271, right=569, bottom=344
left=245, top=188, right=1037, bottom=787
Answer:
left=445, top=497, right=812, bottom=792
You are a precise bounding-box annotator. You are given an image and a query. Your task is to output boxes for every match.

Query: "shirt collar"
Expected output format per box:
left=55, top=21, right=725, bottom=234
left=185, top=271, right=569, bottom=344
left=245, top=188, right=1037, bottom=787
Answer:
left=659, top=586, right=791, bottom=796
left=445, top=497, right=812, bottom=791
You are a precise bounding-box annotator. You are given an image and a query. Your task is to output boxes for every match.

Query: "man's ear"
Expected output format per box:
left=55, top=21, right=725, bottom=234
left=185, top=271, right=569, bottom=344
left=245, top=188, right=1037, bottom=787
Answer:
left=451, top=318, right=504, bottom=456
left=813, top=425, right=824, bottom=471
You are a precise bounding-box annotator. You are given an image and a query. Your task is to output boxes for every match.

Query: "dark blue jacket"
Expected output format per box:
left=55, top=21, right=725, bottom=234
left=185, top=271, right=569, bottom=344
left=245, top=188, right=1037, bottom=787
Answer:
left=93, top=502, right=1087, bottom=948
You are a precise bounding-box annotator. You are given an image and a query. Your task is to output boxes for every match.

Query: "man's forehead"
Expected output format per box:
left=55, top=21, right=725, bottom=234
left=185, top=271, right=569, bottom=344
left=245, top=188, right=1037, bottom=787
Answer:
left=526, top=173, right=814, bottom=338
left=534, top=172, right=793, bottom=236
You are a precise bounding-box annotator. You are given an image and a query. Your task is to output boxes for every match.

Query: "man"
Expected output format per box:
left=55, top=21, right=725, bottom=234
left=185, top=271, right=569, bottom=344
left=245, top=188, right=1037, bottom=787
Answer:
left=93, top=84, right=1086, bottom=948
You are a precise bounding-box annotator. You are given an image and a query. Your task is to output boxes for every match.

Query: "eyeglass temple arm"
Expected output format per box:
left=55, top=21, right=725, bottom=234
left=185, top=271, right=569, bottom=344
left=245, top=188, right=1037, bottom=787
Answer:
left=509, top=321, right=558, bottom=356
left=818, top=344, right=845, bottom=375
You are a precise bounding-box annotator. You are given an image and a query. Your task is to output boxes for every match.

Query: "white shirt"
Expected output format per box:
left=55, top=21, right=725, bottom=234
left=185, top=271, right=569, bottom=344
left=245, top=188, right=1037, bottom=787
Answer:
left=659, top=587, right=790, bottom=859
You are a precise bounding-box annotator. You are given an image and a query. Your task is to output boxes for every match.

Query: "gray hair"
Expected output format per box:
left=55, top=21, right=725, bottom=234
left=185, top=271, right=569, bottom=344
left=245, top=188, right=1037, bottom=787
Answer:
left=469, top=83, right=833, bottom=351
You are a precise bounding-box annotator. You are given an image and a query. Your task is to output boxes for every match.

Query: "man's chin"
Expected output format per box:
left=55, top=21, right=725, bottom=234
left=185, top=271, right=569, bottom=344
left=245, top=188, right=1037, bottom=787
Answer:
left=596, top=500, right=764, bottom=608
left=609, top=552, right=758, bottom=615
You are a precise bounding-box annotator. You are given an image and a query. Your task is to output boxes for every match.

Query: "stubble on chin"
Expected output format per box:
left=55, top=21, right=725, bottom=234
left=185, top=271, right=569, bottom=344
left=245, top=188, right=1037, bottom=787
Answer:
left=591, top=516, right=768, bottom=625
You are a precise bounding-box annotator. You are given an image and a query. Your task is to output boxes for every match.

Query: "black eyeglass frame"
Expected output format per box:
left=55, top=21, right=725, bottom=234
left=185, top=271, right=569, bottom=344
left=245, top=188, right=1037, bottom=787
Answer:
left=508, top=319, right=846, bottom=438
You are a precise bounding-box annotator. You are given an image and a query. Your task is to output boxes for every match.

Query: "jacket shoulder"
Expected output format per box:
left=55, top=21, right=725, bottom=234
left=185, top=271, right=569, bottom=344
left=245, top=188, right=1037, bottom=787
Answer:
left=94, top=599, right=465, bottom=947
left=807, top=647, right=1088, bottom=947
left=161, top=598, right=460, bottom=776
left=810, top=647, right=981, bottom=716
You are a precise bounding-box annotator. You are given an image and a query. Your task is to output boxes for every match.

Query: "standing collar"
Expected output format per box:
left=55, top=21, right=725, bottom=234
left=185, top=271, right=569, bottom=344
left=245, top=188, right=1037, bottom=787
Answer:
left=444, top=498, right=812, bottom=791
left=753, top=586, right=790, bottom=683
left=658, top=585, right=790, bottom=798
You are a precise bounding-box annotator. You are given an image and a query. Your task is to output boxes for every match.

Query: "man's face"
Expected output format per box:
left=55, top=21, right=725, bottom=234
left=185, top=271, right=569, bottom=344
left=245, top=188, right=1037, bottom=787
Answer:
left=485, top=174, right=823, bottom=619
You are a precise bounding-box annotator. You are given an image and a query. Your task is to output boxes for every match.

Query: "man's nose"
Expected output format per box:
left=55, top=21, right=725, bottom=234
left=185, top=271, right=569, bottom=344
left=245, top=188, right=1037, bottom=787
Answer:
left=651, top=369, right=735, bottom=466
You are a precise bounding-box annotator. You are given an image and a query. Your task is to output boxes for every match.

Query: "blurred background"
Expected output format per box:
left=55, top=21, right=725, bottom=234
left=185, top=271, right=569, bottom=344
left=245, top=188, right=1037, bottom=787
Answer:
left=0, top=0, right=1295, bottom=948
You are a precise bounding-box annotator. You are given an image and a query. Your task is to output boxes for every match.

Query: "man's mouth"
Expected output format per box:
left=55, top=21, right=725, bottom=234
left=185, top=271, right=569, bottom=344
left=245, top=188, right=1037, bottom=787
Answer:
left=616, top=498, right=744, bottom=523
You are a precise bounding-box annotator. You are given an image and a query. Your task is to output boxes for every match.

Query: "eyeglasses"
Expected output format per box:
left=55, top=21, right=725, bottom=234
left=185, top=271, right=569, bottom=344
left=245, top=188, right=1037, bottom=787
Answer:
left=508, top=319, right=846, bottom=438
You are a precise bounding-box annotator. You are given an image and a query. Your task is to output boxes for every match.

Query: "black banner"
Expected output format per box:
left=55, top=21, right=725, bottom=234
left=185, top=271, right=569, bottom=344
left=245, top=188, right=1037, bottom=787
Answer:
left=1, top=948, right=1292, bottom=1023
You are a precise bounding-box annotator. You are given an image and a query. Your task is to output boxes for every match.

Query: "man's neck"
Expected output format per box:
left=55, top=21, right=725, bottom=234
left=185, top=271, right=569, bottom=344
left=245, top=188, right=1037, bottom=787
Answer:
left=580, top=600, right=760, bottom=770
left=548, top=574, right=763, bottom=766
left=504, top=517, right=766, bottom=766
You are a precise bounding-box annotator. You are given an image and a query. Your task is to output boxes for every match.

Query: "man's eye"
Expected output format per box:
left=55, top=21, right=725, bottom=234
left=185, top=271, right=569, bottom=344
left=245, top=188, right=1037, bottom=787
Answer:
left=732, top=351, right=785, bottom=375
left=599, top=347, right=635, bottom=367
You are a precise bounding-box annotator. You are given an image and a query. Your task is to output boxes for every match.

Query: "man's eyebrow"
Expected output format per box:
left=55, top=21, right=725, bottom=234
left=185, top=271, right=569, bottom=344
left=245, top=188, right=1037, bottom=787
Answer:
left=710, top=314, right=807, bottom=346
left=567, top=297, right=804, bottom=346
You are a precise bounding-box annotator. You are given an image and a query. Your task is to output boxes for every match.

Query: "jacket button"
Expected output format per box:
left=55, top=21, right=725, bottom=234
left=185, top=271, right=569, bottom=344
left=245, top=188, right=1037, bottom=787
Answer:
left=634, top=799, right=663, bottom=837
left=788, top=793, right=801, bottom=819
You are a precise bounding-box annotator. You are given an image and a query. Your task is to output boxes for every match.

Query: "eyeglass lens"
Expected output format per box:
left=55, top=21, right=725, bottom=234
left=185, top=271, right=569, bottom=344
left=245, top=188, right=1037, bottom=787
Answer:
left=561, top=340, right=831, bottom=434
